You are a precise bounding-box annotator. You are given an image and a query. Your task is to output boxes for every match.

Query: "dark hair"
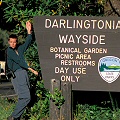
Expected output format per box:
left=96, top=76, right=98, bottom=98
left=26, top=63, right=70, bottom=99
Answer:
left=8, top=34, right=18, bottom=42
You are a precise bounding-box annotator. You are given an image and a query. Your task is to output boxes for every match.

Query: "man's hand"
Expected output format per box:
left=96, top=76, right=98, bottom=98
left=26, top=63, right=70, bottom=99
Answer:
left=26, top=21, right=32, bottom=34
left=33, top=70, right=38, bottom=76
left=28, top=67, right=38, bottom=76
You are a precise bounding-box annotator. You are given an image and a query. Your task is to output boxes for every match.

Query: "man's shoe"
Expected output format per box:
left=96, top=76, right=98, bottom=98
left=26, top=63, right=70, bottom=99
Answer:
left=7, top=116, right=14, bottom=120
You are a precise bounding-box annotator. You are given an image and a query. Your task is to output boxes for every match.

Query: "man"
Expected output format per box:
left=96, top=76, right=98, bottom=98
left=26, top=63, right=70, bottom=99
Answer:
left=7, top=21, right=38, bottom=120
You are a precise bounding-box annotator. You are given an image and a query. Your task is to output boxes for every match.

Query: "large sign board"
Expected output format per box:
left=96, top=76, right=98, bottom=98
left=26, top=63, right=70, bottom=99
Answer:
left=33, top=16, right=120, bottom=91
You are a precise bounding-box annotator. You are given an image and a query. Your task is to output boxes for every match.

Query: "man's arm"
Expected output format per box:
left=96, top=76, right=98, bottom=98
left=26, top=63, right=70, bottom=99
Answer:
left=19, top=21, right=33, bottom=52
left=7, top=48, right=38, bottom=75
left=28, top=67, right=38, bottom=76
left=26, top=20, right=32, bottom=34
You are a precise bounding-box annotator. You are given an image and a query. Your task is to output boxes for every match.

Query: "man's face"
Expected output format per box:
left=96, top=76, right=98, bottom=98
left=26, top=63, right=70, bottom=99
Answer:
left=8, top=38, right=17, bottom=49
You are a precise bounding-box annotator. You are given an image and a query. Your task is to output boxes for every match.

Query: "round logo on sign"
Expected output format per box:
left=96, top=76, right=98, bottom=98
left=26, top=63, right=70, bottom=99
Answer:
left=98, top=56, right=120, bottom=83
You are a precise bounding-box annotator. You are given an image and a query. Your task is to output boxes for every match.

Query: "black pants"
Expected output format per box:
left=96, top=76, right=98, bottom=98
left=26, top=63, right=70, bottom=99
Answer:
left=11, top=69, right=31, bottom=118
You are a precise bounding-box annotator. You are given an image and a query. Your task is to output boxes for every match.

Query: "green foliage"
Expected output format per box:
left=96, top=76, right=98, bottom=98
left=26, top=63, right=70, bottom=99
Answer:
left=74, top=104, right=120, bottom=120
left=0, top=28, right=9, bottom=50
left=3, top=0, right=104, bottom=34
left=109, top=92, right=118, bottom=112
left=2, top=96, right=120, bottom=120
left=27, top=81, right=65, bottom=119
left=22, top=80, right=50, bottom=120
left=29, top=94, right=49, bottom=120
left=0, top=97, right=16, bottom=120
left=24, top=40, right=49, bottom=119
left=25, top=42, right=40, bottom=77
left=50, top=88, right=65, bottom=109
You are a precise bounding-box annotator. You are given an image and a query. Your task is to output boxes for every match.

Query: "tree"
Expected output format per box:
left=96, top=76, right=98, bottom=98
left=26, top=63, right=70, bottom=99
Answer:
left=2, top=0, right=104, bottom=33
left=104, top=0, right=120, bottom=16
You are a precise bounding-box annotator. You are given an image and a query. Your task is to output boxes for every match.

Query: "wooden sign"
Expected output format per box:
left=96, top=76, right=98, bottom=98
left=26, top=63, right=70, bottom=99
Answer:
left=33, top=16, right=120, bottom=91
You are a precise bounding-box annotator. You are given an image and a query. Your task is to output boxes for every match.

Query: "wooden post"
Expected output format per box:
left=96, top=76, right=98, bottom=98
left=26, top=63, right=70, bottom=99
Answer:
left=50, top=79, right=60, bottom=120
left=60, top=82, right=72, bottom=120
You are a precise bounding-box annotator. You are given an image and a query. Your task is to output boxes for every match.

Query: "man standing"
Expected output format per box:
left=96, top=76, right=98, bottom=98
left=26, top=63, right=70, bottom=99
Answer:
left=7, top=21, right=38, bottom=120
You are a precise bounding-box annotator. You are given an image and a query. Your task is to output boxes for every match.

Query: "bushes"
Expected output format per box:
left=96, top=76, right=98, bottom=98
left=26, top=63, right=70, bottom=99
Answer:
left=2, top=0, right=104, bottom=33
left=74, top=104, right=120, bottom=120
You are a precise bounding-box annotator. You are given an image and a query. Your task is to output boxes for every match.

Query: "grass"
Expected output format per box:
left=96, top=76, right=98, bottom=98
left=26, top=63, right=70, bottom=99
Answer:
left=0, top=96, right=15, bottom=120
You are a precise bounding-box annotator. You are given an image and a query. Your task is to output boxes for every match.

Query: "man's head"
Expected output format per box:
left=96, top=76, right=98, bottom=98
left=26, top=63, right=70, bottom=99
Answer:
left=8, top=34, right=18, bottom=49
